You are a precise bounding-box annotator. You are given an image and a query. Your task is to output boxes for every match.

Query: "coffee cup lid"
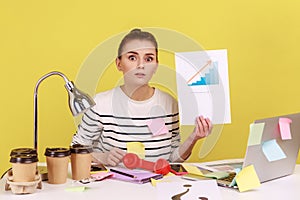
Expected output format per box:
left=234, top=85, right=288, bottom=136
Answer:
left=10, top=154, right=38, bottom=164
left=10, top=148, right=37, bottom=156
left=70, top=144, right=93, bottom=154
left=44, top=147, right=71, bottom=157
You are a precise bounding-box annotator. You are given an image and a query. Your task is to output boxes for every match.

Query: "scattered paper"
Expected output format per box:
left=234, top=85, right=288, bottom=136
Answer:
left=279, top=118, right=292, bottom=140
left=181, top=163, right=203, bottom=176
left=203, top=171, right=229, bottom=179
left=235, top=165, right=261, bottom=192
left=262, top=139, right=287, bottom=162
left=147, top=118, right=169, bottom=136
left=157, top=180, right=222, bottom=200
left=126, top=142, right=145, bottom=159
left=248, top=123, right=264, bottom=146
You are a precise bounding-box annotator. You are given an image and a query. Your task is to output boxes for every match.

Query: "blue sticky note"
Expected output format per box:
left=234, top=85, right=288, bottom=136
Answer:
left=229, top=168, right=241, bottom=187
left=262, top=139, right=287, bottom=162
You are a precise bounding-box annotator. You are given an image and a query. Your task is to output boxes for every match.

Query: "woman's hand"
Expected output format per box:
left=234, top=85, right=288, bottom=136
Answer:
left=92, top=148, right=126, bottom=166
left=177, top=116, right=213, bottom=161
left=192, top=116, right=213, bottom=141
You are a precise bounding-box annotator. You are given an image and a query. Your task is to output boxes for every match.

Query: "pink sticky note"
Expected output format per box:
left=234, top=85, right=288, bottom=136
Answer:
left=147, top=118, right=169, bottom=136
left=279, top=118, right=292, bottom=140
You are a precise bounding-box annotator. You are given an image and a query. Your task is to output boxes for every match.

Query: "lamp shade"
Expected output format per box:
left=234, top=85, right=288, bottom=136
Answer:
left=65, top=81, right=96, bottom=116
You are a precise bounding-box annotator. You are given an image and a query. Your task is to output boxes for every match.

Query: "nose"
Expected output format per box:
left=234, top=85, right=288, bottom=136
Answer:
left=137, top=59, right=145, bottom=69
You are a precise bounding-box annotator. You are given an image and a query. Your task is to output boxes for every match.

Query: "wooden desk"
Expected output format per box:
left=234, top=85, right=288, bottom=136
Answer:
left=1, top=165, right=300, bottom=200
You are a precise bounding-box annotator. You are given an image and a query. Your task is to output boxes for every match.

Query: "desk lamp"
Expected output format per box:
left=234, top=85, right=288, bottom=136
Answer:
left=33, top=71, right=96, bottom=151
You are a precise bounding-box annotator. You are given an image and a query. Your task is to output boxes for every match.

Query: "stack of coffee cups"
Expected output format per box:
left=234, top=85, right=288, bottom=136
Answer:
left=9, top=148, right=38, bottom=183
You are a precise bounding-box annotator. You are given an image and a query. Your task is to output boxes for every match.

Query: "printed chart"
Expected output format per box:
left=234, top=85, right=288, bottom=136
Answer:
left=175, top=49, right=231, bottom=125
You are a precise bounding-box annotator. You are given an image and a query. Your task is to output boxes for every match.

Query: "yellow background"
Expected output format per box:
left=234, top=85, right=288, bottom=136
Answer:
left=1, top=0, right=300, bottom=175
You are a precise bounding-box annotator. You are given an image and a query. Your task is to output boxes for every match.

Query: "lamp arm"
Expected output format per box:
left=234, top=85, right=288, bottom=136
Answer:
left=33, top=71, right=71, bottom=150
left=34, top=71, right=70, bottom=93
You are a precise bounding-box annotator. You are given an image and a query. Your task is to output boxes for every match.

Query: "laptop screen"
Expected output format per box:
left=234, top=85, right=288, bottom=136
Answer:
left=243, top=112, right=300, bottom=182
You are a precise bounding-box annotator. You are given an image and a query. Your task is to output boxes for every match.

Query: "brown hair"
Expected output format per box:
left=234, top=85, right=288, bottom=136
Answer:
left=117, top=28, right=158, bottom=59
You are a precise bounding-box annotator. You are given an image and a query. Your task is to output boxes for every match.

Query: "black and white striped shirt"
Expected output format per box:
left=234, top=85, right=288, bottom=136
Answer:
left=72, top=86, right=182, bottom=162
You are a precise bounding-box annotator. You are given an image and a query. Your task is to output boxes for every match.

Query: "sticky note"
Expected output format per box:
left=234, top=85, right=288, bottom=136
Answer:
left=262, top=139, right=287, bottom=162
left=151, top=178, right=159, bottom=186
left=165, top=172, right=175, bottom=177
left=147, top=118, right=169, bottom=136
left=151, top=177, right=173, bottom=187
left=235, top=165, right=261, bottom=192
left=181, top=164, right=203, bottom=176
left=279, top=118, right=292, bottom=140
left=65, top=186, right=86, bottom=192
left=203, top=171, right=229, bottom=179
left=248, top=123, right=264, bottom=146
left=127, top=142, right=145, bottom=159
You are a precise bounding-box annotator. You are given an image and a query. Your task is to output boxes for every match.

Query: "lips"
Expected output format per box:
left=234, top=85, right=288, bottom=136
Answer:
left=134, top=73, right=146, bottom=78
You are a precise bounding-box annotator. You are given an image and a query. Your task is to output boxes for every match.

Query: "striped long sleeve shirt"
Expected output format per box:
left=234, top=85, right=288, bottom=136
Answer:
left=72, top=86, right=183, bottom=162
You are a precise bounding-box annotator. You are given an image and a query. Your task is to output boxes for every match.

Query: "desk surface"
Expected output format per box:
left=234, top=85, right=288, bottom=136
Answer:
left=1, top=165, right=300, bottom=200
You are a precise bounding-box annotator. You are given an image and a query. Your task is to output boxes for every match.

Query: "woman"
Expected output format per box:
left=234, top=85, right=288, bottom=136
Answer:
left=72, top=29, right=212, bottom=166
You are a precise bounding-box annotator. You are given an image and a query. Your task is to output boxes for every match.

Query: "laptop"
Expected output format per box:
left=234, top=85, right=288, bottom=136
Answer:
left=194, top=112, right=300, bottom=188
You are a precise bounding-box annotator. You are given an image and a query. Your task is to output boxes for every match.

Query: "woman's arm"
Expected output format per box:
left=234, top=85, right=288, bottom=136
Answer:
left=71, top=108, right=102, bottom=146
left=92, top=148, right=126, bottom=166
left=178, top=116, right=212, bottom=160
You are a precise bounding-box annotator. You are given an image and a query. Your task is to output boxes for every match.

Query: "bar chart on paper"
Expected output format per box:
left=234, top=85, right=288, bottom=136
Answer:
left=187, top=60, right=220, bottom=86
left=175, top=49, right=231, bottom=125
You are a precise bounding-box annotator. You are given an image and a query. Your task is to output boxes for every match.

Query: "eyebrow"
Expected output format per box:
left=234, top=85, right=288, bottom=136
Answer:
left=126, top=51, right=155, bottom=56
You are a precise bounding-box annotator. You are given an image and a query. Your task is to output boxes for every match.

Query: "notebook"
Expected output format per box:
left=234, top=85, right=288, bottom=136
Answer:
left=196, top=112, right=300, bottom=188
left=109, top=167, right=163, bottom=184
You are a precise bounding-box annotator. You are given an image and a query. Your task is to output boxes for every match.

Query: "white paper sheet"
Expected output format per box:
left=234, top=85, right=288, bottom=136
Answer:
left=175, top=49, right=231, bottom=125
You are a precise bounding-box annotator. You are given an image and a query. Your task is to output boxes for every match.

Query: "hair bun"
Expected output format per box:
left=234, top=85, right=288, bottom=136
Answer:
left=130, top=28, right=142, bottom=33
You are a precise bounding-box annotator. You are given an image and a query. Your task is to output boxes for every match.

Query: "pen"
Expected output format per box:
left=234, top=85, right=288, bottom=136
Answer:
left=110, top=168, right=137, bottom=179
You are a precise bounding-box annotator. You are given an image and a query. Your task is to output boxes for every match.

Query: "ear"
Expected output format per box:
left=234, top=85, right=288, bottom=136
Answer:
left=115, top=58, right=122, bottom=71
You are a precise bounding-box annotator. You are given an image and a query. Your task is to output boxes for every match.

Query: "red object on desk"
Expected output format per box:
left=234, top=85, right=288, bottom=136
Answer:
left=122, top=153, right=186, bottom=176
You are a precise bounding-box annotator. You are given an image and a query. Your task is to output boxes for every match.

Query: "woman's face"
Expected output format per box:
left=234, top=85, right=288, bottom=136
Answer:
left=116, top=39, right=158, bottom=87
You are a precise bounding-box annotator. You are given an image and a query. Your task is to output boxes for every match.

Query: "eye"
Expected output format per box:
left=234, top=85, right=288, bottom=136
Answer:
left=128, top=55, right=137, bottom=61
left=145, top=56, right=154, bottom=62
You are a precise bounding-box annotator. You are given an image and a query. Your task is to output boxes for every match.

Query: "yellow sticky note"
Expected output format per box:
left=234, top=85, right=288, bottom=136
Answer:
left=151, top=178, right=160, bottom=186
left=236, top=165, right=261, bottom=192
left=151, top=176, right=173, bottom=187
left=165, top=172, right=175, bottom=177
left=126, top=142, right=145, bottom=159
left=182, top=164, right=203, bottom=176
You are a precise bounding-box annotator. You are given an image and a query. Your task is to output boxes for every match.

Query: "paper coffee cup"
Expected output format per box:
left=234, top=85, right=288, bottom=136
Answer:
left=70, top=144, right=93, bottom=180
left=10, top=154, right=38, bottom=182
left=44, top=147, right=71, bottom=184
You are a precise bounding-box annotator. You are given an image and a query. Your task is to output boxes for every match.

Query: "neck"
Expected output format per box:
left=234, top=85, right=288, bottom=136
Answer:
left=121, top=84, right=154, bottom=101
